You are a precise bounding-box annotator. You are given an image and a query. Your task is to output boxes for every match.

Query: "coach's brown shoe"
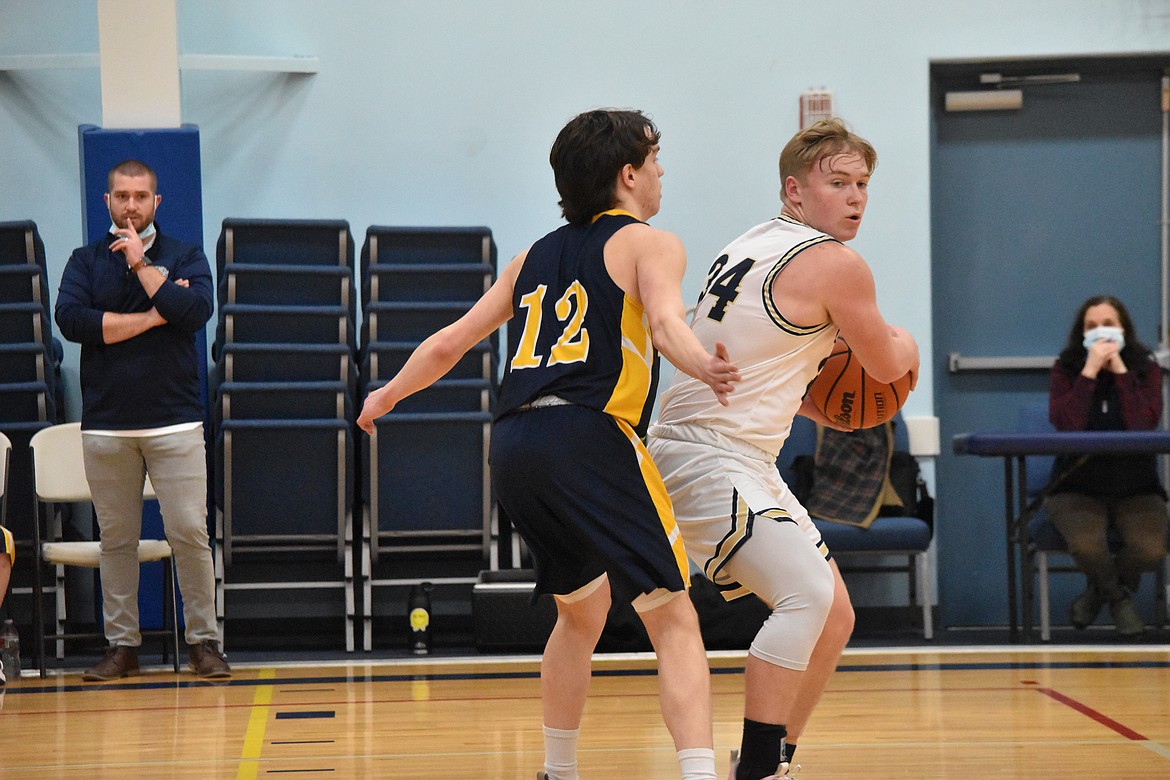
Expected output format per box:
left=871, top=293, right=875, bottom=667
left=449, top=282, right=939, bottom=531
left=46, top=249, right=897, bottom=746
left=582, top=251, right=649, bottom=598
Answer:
left=82, top=645, right=140, bottom=681
left=188, top=639, right=231, bottom=678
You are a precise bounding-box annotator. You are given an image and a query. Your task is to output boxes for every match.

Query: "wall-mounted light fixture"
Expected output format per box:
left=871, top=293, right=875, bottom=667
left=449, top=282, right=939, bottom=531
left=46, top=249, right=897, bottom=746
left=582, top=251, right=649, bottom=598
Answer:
left=945, top=89, right=1023, bottom=112
left=944, top=71, right=1080, bottom=112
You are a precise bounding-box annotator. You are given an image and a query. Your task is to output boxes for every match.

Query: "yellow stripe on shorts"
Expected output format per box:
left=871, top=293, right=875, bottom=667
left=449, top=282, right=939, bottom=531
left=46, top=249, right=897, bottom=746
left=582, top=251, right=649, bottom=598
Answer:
left=616, top=418, right=690, bottom=587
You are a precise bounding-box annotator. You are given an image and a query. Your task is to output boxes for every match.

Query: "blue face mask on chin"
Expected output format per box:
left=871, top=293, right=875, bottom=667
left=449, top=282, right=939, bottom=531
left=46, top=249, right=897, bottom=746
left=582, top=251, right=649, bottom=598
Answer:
left=1083, top=325, right=1125, bottom=351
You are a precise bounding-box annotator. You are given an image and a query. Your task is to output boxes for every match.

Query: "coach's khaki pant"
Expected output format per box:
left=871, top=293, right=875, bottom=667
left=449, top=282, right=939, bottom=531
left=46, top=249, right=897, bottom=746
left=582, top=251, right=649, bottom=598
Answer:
left=82, top=427, right=219, bottom=647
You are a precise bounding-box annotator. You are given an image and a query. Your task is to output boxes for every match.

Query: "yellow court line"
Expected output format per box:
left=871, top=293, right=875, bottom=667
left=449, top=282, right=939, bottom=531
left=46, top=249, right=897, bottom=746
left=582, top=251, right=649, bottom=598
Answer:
left=236, top=668, right=277, bottom=780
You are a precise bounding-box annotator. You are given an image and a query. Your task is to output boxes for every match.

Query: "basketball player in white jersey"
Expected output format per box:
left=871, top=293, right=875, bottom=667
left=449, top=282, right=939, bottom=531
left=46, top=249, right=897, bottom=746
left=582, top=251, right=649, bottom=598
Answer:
left=648, top=118, right=919, bottom=780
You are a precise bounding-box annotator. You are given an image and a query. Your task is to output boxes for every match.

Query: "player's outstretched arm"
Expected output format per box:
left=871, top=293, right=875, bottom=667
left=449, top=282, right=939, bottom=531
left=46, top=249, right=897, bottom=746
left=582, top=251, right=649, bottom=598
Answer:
left=357, top=253, right=522, bottom=434
left=632, top=227, right=739, bottom=405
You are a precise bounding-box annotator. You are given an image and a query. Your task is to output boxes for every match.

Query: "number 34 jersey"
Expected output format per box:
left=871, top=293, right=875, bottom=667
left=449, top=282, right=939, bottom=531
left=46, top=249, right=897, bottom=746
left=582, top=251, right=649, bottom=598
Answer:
left=654, top=216, right=840, bottom=459
left=496, top=210, right=661, bottom=437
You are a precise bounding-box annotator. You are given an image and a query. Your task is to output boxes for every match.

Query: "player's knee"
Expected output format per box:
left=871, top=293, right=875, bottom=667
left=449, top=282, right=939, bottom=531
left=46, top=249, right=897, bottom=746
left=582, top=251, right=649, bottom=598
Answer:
left=554, top=597, right=608, bottom=637
left=808, top=564, right=836, bottom=619
left=553, top=574, right=610, bottom=636
left=825, top=583, right=856, bottom=638
left=764, top=561, right=834, bottom=622
left=748, top=566, right=836, bottom=667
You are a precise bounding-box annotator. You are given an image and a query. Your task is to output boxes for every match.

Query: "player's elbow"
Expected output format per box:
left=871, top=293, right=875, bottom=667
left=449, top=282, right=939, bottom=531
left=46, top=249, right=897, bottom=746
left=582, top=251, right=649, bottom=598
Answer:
left=426, top=325, right=474, bottom=367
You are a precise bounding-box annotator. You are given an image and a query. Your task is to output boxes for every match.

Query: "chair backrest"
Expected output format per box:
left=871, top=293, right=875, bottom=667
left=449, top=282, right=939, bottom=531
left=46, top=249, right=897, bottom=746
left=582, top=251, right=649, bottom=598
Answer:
left=1015, top=400, right=1056, bottom=499
left=29, top=422, right=155, bottom=502
left=0, top=431, right=11, bottom=526
left=777, top=412, right=912, bottom=485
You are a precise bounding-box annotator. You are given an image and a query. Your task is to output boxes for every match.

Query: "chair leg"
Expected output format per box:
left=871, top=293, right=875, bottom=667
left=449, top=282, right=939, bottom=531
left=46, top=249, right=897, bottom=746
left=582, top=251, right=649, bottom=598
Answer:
left=361, top=511, right=372, bottom=652
left=1159, top=554, right=1168, bottom=629
left=55, top=563, right=67, bottom=659
left=1038, top=552, right=1051, bottom=642
left=164, top=557, right=180, bottom=673
left=344, top=536, right=355, bottom=654
left=917, top=550, right=933, bottom=640
left=31, top=554, right=47, bottom=678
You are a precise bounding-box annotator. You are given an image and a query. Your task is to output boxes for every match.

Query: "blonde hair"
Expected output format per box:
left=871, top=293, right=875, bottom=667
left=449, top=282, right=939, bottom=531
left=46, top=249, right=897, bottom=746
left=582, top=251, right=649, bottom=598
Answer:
left=779, top=118, right=876, bottom=203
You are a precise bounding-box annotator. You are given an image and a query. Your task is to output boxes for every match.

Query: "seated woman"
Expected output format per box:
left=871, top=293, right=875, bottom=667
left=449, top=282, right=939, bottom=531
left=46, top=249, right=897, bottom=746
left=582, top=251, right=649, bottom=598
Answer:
left=1047, top=295, right=1169, bottom=636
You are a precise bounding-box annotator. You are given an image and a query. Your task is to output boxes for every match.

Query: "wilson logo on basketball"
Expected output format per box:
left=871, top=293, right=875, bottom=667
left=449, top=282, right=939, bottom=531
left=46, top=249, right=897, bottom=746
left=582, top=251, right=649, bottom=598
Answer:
left=806, top=335, right=912, bottom=429
left=833, top=391, right=855, bottom=426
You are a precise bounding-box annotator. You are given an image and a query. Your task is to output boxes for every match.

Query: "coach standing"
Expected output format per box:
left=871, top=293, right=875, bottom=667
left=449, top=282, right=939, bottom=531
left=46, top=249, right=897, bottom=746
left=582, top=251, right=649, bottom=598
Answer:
left=56, top=159, right=229, bottom=681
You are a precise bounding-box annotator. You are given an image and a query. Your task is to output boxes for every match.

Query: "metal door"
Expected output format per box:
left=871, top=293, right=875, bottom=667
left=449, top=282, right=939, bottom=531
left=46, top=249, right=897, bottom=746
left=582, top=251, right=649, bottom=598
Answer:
left=930, top=57, right=1166, bottom=628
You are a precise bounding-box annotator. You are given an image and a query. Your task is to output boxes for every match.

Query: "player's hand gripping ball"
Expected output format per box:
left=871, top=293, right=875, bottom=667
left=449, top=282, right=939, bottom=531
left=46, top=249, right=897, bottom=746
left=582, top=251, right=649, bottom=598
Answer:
left=805, top=336, right=912, bottom=429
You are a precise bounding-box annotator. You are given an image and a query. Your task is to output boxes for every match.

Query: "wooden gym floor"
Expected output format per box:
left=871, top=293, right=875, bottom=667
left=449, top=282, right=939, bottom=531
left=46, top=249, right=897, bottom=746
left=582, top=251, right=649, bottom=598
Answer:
left=1, top=645, right=1168, bottom=778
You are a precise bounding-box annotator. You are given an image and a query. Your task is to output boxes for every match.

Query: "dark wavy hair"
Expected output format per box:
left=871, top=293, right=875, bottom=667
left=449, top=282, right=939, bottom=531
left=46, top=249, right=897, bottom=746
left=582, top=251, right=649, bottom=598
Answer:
left=1057, top=294, right=1153, bottom=379
left=550, top=109, right=660, bottom=225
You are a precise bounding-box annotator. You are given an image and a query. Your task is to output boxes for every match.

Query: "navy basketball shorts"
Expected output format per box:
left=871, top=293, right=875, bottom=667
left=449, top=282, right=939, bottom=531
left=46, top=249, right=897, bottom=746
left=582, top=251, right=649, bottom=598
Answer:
left=490, top=403, right=689, bottom=601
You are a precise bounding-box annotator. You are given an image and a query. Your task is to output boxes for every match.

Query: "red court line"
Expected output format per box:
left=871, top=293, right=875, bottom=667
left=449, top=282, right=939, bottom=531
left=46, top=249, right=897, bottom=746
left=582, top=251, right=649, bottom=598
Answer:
left=1036, top=687, right=1147, bottom=741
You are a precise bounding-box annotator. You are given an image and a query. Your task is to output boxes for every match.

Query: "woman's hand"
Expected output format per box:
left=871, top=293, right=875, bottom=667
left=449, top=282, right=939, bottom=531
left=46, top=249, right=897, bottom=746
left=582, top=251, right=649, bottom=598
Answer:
left=1083, top=339, right=1125, bottom=378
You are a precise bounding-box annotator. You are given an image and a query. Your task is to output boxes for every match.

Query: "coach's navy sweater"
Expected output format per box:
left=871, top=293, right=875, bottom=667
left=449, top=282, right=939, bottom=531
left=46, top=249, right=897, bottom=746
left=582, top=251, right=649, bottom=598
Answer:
left=55, top=229, right=214, bottom=430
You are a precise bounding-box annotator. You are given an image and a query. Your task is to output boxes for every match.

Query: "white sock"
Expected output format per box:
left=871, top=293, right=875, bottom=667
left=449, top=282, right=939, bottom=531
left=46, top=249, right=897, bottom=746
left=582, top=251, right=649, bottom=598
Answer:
left=677, top=747, right=718, bottom=780
left=542, top=725, right=580, bottom=780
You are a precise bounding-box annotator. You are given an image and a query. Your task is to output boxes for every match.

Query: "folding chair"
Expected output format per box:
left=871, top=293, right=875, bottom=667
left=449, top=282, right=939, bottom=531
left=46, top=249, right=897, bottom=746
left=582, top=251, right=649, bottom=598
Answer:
left=29, top=423, right=180, bottom=677
left=778, top=414, right=935, bottom=639
left=0, top=220, right=50, bottom=308
left=1016, top=401, right=1170, bottom=640
left=216, top=218, right=354, bottom=277
left=360, top=226, right=496, bottom=308
left=1, top=430, right=11, bottom=547
left=215, top=418, right=355, bottom=651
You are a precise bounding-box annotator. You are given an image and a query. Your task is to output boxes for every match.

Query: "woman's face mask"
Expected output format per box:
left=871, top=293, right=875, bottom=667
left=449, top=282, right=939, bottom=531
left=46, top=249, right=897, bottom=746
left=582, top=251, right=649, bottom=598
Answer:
left=1083, top=325, right=1125, bottom=351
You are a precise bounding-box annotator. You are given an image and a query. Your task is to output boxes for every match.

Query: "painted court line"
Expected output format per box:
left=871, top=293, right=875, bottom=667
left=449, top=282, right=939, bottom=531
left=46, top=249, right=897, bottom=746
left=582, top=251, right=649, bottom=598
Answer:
left=1032, top=687, right=1170, bottom=766
left=237, top=668, right=276, bottom=780
left=1141, top=741, right=1170, bottom=760
left=1036, top=687, right=1146, bottom=740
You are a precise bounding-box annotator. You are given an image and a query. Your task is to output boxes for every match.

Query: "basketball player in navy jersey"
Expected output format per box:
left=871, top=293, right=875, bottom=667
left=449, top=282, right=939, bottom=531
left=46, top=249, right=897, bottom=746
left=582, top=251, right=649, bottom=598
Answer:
left=648, top=119, right=919, bottom=779
left=358, top=108, right=739, bottom=780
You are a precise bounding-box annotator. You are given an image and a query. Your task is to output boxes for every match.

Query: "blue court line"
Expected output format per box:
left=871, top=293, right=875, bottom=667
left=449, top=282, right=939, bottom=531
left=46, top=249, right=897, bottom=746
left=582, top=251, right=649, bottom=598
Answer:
left=7, top=658, right=1169, bottom=695
left=275, top=710, right=335, bottom=719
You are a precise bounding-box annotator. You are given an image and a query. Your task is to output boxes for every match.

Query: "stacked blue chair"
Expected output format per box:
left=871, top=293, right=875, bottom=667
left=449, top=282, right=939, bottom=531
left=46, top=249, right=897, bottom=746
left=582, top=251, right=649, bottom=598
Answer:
left=357, top=226, right=497, bottom=651
left=0, top=221, right=61, bottom=613
left=212, top=218, right=358, bottom=651
left=0, top=222, right=61, bottom=431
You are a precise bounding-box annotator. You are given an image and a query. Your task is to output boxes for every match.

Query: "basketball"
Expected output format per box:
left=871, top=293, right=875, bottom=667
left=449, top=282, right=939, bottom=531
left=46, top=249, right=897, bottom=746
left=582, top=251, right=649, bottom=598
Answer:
left=805, top=335, right=912, bottom=429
